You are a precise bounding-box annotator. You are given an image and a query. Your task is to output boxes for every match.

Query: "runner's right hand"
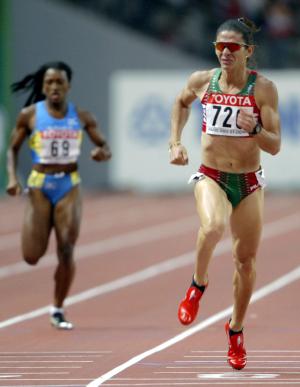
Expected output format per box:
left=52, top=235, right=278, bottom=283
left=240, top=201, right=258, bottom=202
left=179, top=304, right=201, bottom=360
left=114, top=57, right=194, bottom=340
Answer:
left=6, top=179, right=22, bottom=196
left=169, top=144, right=189, bottom=166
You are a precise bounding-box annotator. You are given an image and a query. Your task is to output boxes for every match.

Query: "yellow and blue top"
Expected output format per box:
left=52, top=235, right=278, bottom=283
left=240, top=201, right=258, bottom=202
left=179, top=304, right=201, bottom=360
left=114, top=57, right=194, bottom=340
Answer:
left=29, top=101, right=83, bottom=164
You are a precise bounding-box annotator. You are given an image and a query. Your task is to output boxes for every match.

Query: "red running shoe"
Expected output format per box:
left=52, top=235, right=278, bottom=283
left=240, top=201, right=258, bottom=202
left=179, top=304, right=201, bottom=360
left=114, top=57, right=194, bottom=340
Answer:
left=178, top=286, right=204, bottom=325
left=225, top=321, right=247, bottom=370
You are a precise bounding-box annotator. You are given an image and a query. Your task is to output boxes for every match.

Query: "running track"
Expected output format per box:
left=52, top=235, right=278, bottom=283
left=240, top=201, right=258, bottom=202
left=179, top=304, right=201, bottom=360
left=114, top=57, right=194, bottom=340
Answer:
left=0, top=191, right=300, bottom=386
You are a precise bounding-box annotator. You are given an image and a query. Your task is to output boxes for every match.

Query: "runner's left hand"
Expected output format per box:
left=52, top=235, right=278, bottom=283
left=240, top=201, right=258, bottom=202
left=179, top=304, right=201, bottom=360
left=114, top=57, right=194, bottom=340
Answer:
left=90, top=145, right=112, bottom=162
left=237, top=109, right=257, bottom=134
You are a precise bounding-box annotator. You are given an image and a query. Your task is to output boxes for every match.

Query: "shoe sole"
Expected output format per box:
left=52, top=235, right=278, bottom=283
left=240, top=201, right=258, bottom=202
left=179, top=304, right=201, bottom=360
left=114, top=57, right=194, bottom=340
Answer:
left=225, top=322, right=246, bottom=370
left=228, top=359, right=246, bottom=370
left=50, top=318, right=74, bottom=330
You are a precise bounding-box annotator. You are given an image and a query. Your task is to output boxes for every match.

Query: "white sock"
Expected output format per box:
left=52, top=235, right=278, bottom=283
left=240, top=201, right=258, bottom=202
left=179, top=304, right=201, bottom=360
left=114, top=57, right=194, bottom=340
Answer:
left=50, top=306, right=64, bottom=315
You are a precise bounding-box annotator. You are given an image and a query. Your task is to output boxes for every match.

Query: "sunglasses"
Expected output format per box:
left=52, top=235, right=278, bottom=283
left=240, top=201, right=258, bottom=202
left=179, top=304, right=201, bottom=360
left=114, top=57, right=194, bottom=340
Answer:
left=213, top=41, right=248, bottom=52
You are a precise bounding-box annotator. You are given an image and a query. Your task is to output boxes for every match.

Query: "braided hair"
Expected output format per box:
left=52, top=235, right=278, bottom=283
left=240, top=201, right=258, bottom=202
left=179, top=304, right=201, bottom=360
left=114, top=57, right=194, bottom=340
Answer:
left=11, top=61, right=72, bottom=107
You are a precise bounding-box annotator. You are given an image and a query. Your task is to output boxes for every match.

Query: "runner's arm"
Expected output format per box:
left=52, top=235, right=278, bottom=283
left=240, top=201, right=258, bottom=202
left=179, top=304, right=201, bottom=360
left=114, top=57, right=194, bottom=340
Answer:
left=169, top=71, right=210, bottom=165
left=254, top=79, right=281, bottom=155
left=6, top=109, right=31, bottom=195
left=79, top=110, right=112, bottom=162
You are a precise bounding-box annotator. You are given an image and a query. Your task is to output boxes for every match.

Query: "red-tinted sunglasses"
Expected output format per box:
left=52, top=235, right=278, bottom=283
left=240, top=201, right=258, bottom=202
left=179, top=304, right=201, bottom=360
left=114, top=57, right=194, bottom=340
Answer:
left=213, top=41, right=248, bottom=52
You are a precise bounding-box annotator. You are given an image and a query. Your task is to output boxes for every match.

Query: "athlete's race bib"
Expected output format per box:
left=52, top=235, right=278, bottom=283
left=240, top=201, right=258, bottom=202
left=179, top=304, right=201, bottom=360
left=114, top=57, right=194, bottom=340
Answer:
left=32, top=128, right=82, bottom=164
left=205, top=93, right=257, bottom=137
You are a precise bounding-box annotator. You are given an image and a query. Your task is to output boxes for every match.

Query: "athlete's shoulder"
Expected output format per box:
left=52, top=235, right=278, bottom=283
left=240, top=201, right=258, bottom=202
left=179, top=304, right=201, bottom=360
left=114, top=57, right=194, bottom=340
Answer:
left=13, top=105, right=36, bottom=134
left=76, top=107, right=97, bottom=128
left=187, top=68, right=216, bottom=92
left=21, top=103, right=36, bottom=114
left=254, top=72, right=278, bottom=104
left=18, top=104, right=36, bottom=121
left=76, top=106, right=92, bottom=119
left=255, top=72, right=278, bottom=93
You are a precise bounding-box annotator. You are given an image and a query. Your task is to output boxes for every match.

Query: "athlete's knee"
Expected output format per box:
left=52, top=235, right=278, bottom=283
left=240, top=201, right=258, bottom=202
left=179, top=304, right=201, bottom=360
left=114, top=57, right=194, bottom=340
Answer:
left=234, top=256, right=256, bottom=277
left=200, top=221, right=226, bottom=243
left=23, top=254, right=41, bottom=266
left=22, top=240, right=48, bottom=266
left=57, top=242, right=75, bottom=265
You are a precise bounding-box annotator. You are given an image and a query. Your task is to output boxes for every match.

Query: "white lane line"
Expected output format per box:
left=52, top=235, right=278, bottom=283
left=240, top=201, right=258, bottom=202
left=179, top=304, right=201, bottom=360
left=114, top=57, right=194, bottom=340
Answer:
left=0, top=385, right=85, bottom=387
left=0, top=215, right=198, bottom=279
left=190, top=350, right=300, bottom=353
left=85, top=384, right=300, bottom=386
left=0, top=212, right=299, bottom=330
left=86, top=264, right=300, bottom=386
left=88, top=376, right=300, bottom=380
left=0, top=355, right=102, bottom=358
left=2, top=381, right=300, bottom=386
left=80, top=377, right=284, bottom=380
left=1, top=209, right=299, bottom=280
left=247, top=351, right=300, bottom=353
left=157, top=372, right=300, bottom=375
left=0, top=361, right=93, bottom=363
left=0, top=252, right=194, bottom=329
left=0, top=366, right=81, bottom=369
left=165, top=363, right=300, bottom=370
left=0, top=372, right=69, bottom=375
left=0, top=351, right=111, bottom=354
left=185, top=355, right=300, bottom=358
left=0, top=194, right=286, bottom=251
left=176, top=361, right=300, bottom=363
left=88, top=381, right=300, bottom=386
left=0, top=202, right=189, bottom=251
left=1, top=375, right=88, bottom=387
left=175, top=361, right=227, bottom=363
left=158, top=372, right=300, bottom=380
left=6, top=375, right=300, bottom=387
left=88, top=384, right=300, bottom=386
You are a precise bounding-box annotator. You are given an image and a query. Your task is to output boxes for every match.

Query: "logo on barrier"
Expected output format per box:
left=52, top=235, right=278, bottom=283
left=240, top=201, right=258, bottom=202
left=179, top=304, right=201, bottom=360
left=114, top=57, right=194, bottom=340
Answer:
left=129, top=95, right=170, bottom=145
left=279, top=97, right=300, bottom=140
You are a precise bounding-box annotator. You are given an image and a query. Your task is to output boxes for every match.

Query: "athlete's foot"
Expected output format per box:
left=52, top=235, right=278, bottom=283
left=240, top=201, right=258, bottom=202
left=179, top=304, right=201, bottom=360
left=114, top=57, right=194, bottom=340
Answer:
left=50, top=312, right=73, bottom=330
left=178, top=286, right=205, bottom=325
left=225, top=321, right=247, bottom=370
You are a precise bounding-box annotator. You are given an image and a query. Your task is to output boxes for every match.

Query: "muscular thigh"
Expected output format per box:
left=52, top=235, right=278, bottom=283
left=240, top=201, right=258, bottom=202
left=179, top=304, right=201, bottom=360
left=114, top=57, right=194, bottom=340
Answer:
left=53, top=186, right=82, bottom=245
left=194, top=177, right=232, bottom=228
left=22, top=189, right=52, bottom=257
left=230, top=189, right=264, bottom=260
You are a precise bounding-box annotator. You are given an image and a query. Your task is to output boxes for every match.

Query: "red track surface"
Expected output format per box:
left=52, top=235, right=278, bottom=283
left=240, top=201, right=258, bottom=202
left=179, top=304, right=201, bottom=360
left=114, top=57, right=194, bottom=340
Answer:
left=0, top=191, right=300, bottom=387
